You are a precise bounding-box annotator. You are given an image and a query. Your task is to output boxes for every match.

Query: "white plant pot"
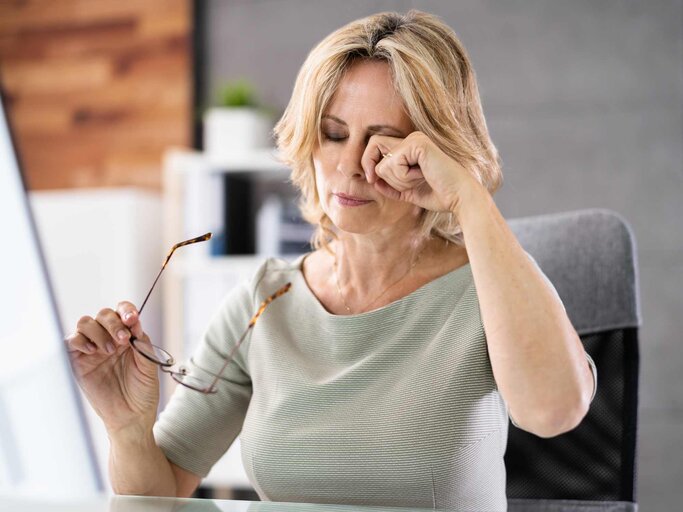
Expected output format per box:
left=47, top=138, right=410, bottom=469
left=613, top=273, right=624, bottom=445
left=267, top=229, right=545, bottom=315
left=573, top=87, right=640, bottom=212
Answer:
left=203, top=107, right=272, bottom=158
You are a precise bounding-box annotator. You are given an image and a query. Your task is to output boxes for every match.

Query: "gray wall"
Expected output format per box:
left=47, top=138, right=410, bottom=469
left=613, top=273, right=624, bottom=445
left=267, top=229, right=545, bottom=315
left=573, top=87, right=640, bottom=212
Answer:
left=204, top=0, right=683, bottom=508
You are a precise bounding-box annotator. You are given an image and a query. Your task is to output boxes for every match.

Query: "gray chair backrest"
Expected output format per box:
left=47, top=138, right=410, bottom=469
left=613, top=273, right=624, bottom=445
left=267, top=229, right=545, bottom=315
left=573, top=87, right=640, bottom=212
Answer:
left=505, top=209, right=641, bottom=504
left=509, top=208, right=641, bottom=334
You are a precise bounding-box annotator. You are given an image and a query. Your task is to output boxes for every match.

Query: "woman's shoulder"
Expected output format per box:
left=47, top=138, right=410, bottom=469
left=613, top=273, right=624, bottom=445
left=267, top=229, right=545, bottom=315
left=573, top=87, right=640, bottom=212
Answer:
left=413, top=240, right=470, bottom=286
left=248, top=253, right=310, bottom=297
left=259, top=254, right=307, bottom=274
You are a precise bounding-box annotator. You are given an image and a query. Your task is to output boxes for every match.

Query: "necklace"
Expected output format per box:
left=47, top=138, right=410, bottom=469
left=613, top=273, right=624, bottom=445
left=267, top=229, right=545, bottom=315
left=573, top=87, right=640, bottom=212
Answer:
left=332, top=242, right=427, bottom=314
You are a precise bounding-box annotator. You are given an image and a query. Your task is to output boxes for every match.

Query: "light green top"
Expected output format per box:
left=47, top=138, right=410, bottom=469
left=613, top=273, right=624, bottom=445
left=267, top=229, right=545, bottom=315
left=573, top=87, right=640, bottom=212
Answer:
left=154, top=253, right=584, bottom=511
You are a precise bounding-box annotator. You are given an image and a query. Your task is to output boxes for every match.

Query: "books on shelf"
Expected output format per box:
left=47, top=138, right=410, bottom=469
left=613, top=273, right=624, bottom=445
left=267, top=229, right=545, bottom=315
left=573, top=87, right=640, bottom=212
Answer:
left=221, top=175, right=313, bottom=256
left=223, top=174, right=256, bottom=255
left=166, top=148, right=313, bottom=259
left=182, top=170, right=225, bottom=257
left=256, top=194, right=313, bottom=257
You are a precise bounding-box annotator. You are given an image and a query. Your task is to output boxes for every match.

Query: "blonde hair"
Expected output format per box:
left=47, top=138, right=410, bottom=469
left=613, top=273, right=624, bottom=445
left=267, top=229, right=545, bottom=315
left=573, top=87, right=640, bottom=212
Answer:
left=273, top=9, right=502, bottom=250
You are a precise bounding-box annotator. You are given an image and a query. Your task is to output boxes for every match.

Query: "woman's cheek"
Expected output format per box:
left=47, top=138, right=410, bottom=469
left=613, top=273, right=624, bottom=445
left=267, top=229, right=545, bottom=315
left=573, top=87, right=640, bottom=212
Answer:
left=313, top=172, right=331, bottom=215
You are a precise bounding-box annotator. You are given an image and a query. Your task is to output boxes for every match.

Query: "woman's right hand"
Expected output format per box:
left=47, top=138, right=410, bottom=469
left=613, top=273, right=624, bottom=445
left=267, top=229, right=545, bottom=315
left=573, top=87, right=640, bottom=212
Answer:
left=65, top=302, right=160, bottom=438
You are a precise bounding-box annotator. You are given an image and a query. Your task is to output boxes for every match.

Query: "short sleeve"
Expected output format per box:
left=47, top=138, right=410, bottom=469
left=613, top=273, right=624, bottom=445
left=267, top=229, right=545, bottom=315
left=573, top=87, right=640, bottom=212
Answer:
left=585, top=351, right=598, bottom=403
left=154, top=264, right=267, bottom=478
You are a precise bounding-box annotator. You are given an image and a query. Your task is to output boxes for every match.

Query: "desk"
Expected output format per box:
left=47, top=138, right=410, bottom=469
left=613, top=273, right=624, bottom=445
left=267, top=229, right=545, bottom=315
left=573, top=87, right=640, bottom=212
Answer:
left=0, top=496, right=637, bottom=512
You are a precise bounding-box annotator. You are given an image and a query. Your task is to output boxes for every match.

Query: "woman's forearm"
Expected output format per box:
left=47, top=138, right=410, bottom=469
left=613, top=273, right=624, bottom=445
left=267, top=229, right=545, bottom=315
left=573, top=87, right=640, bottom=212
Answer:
left=108, top=425, right=177, bottom=497
left=453, top=181, right=594, bottom=437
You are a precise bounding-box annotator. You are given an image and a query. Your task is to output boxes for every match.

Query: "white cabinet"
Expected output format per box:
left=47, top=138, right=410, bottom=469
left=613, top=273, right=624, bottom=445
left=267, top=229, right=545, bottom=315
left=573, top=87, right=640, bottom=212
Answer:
left=31, top=188, right=163, bottom=495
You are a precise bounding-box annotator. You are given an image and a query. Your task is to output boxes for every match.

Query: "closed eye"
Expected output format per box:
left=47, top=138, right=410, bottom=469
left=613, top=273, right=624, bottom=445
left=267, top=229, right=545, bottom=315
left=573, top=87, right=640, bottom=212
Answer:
left=322, top=133, right=346, bottom=142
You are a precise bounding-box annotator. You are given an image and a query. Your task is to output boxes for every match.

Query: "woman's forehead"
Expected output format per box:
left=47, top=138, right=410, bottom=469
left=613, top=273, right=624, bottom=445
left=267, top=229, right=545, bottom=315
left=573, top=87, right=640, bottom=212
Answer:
left=323, top=61, right=411, bottom=130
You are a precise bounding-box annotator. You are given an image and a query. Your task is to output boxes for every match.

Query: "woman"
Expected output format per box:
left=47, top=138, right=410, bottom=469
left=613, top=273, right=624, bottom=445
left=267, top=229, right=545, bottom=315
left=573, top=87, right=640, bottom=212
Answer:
left=66, top=10, right=596, bottom=511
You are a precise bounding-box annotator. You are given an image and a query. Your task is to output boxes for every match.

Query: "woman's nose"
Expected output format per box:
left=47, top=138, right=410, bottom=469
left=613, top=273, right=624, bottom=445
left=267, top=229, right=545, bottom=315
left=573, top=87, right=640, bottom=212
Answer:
left=336, top=144, right=366, bottom=180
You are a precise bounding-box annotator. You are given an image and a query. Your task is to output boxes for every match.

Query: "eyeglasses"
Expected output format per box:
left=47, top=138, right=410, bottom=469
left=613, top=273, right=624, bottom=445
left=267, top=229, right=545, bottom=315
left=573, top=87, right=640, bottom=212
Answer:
left=129, top=233, right=292, bottom=394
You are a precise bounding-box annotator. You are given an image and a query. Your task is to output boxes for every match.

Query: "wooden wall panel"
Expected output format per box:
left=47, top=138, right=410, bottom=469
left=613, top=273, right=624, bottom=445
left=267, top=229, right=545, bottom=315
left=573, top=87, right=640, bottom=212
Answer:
left=0, top=0, right=193, bottom=190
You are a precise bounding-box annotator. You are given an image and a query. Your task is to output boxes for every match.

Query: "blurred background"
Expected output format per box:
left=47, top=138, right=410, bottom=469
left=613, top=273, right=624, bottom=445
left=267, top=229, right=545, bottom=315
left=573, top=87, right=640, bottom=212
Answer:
left=0, top=0, right=681, bottom=509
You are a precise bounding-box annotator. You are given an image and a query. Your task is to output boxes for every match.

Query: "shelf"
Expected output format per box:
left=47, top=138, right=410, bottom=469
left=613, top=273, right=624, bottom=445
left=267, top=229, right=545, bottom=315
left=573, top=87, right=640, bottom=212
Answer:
left=169, top=254, right=264, bottom=275
left=164, top=147, right=290, bottom=175
left=168, top=254, right=305, bottom=276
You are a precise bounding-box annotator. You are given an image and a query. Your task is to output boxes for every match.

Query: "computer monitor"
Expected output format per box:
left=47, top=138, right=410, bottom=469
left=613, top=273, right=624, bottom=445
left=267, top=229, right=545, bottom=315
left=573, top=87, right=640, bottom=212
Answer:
left=0, top=89, right=103, bottom=498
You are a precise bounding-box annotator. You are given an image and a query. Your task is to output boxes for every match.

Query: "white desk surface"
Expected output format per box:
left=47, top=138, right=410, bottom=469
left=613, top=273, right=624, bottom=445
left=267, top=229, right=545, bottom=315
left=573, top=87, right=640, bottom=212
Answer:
left=0, top=495, right=638, bottom=512
left=0, top=495, right=439, bottom=512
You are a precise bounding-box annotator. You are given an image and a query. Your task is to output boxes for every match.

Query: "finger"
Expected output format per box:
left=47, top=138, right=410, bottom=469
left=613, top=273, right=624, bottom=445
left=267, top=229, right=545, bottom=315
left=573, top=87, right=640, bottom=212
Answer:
left=374, top=159, right=408, bottom=192
left=374, top=155, right=424, bottom=195
left=116, top=301, right=138, bottom=325
left=96, top=307, right=132, bottom=348
left=77, top=314, right=117, bottom=355
left=116, top=301, right=144, bottom=340
left=361, top=134, right=401, bottom=184
left=373, top=179, right=402, bottom=201
left=65, top=330, right=98, bottom=356
left=368, top=134, right=423, bottom=192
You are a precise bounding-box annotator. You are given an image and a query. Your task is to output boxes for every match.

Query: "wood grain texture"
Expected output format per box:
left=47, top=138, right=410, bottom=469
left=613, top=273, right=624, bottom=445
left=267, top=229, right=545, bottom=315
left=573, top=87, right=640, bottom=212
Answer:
left=0, top=0, right=193, bottom=190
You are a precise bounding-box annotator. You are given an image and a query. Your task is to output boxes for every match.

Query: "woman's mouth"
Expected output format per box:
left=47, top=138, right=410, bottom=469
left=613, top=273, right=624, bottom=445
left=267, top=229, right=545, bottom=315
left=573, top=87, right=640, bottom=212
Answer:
left=334, top=193, right=372, bottom=207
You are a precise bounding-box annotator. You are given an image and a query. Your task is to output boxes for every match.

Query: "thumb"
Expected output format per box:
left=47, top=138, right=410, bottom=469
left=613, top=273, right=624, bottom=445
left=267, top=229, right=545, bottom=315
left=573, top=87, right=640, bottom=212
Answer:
left=129, top=341, right=161, bottom=379
left=131, top=349, right=159, bottom=381
left=117, top=302, right=145, bottom=339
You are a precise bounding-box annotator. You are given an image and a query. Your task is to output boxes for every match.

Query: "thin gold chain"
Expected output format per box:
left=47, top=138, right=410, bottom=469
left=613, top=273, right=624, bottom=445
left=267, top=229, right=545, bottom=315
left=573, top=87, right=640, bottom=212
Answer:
left=333, top=242, right=426, bottom=314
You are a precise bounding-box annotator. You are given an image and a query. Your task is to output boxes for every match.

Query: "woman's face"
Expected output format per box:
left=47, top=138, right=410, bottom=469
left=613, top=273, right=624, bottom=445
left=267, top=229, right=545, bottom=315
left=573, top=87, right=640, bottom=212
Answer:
left=312, top=59, right=420, bottom=237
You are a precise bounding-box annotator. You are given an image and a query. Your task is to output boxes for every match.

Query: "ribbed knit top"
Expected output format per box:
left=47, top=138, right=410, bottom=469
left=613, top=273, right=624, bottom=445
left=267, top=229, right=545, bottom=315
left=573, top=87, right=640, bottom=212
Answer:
left=154, top=254, right=512, bottom=511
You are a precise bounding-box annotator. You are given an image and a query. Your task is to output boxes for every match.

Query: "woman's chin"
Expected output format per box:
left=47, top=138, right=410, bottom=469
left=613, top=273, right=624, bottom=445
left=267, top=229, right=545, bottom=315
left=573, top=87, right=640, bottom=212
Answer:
left=332, top=218, right=376, bottom=235
left=327, top=206, right=416, bottom=236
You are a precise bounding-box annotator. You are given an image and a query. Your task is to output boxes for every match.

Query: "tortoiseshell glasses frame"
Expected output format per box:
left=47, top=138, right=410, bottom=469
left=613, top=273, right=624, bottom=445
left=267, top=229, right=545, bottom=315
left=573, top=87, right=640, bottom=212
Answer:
left=129, top=233, right=291, bottom=394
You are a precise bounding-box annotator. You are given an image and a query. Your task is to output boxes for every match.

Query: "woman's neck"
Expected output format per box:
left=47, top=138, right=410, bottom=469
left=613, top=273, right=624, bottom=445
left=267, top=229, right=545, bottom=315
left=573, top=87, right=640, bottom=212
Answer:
left=331, top=231, right=437, bottom=310
left=336, top=235, right=417, bottom=278
left=301, top=231, right=466, bottom=316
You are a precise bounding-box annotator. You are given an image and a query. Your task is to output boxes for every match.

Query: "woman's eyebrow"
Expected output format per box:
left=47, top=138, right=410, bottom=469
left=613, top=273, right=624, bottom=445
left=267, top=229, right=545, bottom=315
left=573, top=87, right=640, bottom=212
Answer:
left=322, top=115, right=405, bottom=136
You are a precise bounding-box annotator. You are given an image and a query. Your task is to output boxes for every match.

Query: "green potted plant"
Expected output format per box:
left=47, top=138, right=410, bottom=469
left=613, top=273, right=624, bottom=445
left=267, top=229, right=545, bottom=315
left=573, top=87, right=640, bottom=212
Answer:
left=203, top=78, right=274, bottom=159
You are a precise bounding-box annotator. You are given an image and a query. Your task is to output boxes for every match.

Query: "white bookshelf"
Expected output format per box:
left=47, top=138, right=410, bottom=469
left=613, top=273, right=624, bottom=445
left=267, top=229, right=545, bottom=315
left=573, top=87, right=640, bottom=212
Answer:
left=161, top=147, right=292, bottom=361
left=164, top=146, right=290, bottom=175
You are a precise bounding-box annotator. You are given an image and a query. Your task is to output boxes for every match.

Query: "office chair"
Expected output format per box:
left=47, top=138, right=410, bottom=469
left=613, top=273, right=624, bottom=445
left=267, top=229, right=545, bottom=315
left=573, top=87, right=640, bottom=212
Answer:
left=505, top=209, right=641, bottom=512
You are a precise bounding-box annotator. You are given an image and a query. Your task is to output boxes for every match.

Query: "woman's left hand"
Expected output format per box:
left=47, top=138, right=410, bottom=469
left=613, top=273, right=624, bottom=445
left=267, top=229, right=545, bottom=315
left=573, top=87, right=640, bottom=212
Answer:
left=361, top=131, right=482, bottom=214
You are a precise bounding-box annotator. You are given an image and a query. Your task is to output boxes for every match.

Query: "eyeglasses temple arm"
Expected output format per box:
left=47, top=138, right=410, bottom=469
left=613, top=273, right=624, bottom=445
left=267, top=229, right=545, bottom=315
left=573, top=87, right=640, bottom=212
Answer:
left=137, top=232, right=212, bottom=316
left=205, top=282, right=292, bottom=392
left=205, top=325, right=252, bottom=392
left=137, top=263, right=166, bottom=316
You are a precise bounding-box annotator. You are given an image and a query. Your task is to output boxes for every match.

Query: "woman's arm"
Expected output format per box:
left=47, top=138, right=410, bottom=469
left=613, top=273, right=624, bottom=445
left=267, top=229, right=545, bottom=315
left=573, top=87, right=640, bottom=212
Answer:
left=363, top=131, right=594, bottom=437
left=108, top=425, right=200, bottom=497
left=454, top=181, right=595, bottom=438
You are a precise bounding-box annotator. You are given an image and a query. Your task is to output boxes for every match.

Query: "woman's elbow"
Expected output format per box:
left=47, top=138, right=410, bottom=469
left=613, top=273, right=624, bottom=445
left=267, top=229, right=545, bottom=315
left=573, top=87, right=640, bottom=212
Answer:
left=535, top=407, right=588, bottom=438
left=514, top=390, right=591, bottom=439
left=534, top=394, right=590, bottom=438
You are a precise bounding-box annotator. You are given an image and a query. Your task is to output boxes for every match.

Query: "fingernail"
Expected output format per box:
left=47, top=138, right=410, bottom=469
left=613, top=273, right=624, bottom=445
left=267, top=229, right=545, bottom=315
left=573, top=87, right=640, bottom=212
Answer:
left=117, top=329, right=128, bottom=341
left=106, top=342, right=115, bottom=354
left=86, top=343, right=96, bottom=354
left=123, top=311, right=134, bottom=321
